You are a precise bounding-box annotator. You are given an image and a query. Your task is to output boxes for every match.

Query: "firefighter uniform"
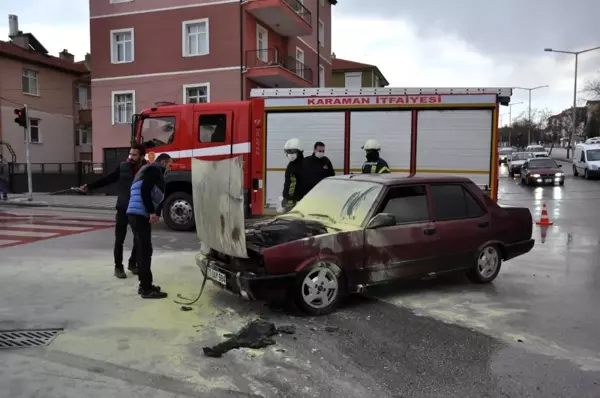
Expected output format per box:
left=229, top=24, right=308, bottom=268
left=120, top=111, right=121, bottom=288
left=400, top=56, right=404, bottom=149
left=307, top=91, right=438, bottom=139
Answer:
left=361, top=139, right=391, bottom=174
left=281, top=138, right=305, bottom=211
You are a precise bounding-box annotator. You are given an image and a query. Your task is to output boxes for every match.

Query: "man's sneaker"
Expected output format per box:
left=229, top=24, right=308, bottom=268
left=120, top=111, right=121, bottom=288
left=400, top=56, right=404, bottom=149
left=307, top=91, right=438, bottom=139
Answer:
left=128, top=264, right=139, bottom=275
left=140, top=288, right=167, bottom=299
left=138, top=285, right=161, bottom=295
left=114, top=268, right=127, bottom=279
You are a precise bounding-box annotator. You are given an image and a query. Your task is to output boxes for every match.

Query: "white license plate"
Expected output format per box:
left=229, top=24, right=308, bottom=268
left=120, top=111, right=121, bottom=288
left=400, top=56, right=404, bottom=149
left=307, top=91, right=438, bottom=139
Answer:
left=544, top=179, right=552, bottom=183
left=207, top=267, right=226, bottom=286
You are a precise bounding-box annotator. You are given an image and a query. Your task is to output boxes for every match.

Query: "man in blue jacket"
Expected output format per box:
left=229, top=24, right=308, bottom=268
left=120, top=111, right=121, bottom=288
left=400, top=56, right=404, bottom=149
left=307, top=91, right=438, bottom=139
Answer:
left=127, top=153, right=173, bottom=299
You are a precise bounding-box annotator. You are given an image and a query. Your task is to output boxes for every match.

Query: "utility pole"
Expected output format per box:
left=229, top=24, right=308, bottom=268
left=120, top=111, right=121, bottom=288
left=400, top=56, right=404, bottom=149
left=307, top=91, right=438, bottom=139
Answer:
left=24, top=104, right=33, bottom=201
left=508, top=101, right=523, bottom=146
left=514, top=86, right=549, bottom=145
left=545, top=45, right=600, bottom=159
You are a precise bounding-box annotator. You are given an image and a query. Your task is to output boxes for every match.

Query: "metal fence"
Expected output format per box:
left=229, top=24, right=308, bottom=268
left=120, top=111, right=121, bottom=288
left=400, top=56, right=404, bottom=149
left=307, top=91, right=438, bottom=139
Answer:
left=245, top=49, right=314, bottom=83
left=6, top=162, right=106, bottom=194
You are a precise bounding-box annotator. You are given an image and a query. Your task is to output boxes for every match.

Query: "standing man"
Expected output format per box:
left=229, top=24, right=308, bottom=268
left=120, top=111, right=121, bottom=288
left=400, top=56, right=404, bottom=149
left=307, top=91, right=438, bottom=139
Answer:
left=0, top=156, right=9, bottom=201
left=361, top=139, right=391, bottom=174
left=279, top=138, right=305, bottom=212
left=302, top=141, right=335, bottom=194
left=127, top=153, right=173, bottom=299
left=80, top=143, right=147, bottom=279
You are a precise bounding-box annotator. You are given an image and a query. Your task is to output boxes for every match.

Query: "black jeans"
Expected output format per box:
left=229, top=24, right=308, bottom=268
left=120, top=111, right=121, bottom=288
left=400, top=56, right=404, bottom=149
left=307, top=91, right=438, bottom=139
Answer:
left=115, top=209, right=137, bottom=268
left=128, top=215, right=153, bottom=290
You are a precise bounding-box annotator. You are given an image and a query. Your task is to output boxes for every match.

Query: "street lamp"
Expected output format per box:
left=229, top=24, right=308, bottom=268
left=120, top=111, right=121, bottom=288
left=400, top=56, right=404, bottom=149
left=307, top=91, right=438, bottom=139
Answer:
left=514, top=86, right=549, bottom=145
left=508, top=101, right=523, bottom=146
left=545, top=45, right=600, bottom=159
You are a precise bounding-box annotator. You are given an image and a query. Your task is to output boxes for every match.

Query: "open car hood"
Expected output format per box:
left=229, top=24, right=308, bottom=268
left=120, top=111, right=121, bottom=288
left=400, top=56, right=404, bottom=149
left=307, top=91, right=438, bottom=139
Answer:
left=192, top=157, right=248, bottom=258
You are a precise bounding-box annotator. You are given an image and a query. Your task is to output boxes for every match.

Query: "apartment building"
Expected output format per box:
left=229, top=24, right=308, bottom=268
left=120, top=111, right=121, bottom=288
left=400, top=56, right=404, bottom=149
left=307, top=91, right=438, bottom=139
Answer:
left=90, top=0, right=336, bottom=163
left=331, top=56, right=389, bottom=88
left=0, top=15, right=92, bottom=164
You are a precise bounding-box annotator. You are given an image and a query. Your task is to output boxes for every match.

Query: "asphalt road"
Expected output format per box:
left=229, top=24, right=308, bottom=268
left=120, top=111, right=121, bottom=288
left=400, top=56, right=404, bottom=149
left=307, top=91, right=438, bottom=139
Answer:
left=1, top=164, right=599, bottom=398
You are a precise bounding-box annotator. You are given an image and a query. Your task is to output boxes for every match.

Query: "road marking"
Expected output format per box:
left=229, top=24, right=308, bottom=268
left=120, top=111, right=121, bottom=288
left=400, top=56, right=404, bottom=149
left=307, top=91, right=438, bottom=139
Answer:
left=6, top=224, right=91, bottom=231
left=39, top=219, right=114, bottom=226
left=0, top=230, right=57, bottom=237
left=0, top=239, right=21, bottom=247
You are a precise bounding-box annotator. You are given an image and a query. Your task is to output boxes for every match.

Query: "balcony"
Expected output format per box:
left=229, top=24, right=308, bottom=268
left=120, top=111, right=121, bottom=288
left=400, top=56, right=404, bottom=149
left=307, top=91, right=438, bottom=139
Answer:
left=78, top=101, right=92, bottom=124
left=245, top=0, right=312, bottom=37
left=245, top=49, right=313, bottom=88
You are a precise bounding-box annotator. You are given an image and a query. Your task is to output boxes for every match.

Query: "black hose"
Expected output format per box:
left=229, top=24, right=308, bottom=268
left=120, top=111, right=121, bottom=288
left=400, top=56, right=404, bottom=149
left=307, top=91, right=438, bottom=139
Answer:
left=174, top=269, right=208, bottom=305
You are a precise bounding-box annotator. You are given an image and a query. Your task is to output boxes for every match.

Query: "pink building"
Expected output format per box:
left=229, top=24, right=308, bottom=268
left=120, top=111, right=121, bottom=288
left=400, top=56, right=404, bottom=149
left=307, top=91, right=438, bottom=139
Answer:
left=89, top=0, right=336, bottom=163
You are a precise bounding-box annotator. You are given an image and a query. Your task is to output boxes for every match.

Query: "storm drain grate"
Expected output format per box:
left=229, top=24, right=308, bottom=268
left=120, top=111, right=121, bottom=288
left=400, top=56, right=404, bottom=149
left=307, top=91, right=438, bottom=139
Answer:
left=0, top=328, right=63, bottom=349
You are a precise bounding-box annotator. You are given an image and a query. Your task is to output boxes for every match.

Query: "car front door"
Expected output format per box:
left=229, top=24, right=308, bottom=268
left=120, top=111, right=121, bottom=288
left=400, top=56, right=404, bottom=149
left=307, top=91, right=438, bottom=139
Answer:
left=428, top=183, right=491, bottom=272
left=363, top=185, right=439, bottom=283
left=578, top=150, right=586, bottom=173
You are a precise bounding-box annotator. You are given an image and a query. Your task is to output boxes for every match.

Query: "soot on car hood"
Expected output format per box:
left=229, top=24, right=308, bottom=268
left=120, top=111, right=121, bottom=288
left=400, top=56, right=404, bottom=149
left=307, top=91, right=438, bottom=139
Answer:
left=244, top=217, right=328, bottom=249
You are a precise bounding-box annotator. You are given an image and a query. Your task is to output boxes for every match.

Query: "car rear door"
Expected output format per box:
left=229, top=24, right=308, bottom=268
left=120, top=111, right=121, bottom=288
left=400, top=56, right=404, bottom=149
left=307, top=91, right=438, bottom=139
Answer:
left=363, top=185, right=439, bottom=282
left=428, top=183, right=490, bottom=272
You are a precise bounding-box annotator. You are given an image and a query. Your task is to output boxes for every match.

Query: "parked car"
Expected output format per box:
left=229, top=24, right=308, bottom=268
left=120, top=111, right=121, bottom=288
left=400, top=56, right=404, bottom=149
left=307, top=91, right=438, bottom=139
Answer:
left=525, top=145, right=549, bottom=158
left=196, top=174, right=535, bottom=315
left=507, top=152, right=534, bottom=177
left=498, top=147, right=514, bottom=164
left=572, top=143, right=600, bottom=179
left=520, top=157, right=564, bottom=186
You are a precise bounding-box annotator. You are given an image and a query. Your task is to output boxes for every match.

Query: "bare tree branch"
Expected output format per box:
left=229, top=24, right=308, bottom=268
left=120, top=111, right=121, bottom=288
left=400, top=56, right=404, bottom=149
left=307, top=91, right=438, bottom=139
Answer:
left=584, top=78, right=600, bottom=99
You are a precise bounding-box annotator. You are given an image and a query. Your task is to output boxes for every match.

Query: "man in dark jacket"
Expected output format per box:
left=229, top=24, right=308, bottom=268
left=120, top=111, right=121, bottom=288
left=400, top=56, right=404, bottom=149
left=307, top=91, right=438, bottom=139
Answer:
left=80, top=143, right=146, bottom=279
left=127, top=153, right=173, bottom=299
left=302, top=141, right=335, bottom=194
left=280, top=138, right=305, bottom=212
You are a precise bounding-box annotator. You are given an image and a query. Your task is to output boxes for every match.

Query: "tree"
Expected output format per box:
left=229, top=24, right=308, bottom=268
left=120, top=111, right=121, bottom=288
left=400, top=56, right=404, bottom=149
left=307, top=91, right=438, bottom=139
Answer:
left=498, top=107, right=551, bottom=147
left=584, top=78, right=600, bottom=99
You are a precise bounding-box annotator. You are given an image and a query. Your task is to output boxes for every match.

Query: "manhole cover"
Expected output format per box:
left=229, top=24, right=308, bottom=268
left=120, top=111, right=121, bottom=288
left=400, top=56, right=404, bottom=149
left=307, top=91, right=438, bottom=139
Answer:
left=0, top=329, right=63, bottom=349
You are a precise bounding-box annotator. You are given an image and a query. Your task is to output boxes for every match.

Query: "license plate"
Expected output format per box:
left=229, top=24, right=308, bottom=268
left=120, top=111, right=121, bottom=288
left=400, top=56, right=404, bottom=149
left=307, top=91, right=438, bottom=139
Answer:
left=544, top=179, right=552, bottom=183
left=207, top=266, right=226, bottom=286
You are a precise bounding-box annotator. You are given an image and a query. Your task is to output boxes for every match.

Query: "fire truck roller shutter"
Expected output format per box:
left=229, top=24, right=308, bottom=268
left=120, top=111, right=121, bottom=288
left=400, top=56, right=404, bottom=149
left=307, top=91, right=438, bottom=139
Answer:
left=349, top=111, right=412, bottom=174
left=265, top=112, right=345, bottom=211
left=415, top=109, right=493, bottom=187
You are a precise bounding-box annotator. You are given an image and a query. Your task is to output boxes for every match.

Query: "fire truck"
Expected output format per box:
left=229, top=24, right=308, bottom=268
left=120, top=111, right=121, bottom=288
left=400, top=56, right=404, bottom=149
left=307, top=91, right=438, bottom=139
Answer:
left=131, top=87, right=512, bottom=231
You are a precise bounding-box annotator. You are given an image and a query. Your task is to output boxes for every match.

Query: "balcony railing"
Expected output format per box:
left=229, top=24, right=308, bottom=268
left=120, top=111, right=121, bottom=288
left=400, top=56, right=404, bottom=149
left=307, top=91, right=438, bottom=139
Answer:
left=282, top=0, right=311, bottom=25
left=246, top=48, right=313, bottom=83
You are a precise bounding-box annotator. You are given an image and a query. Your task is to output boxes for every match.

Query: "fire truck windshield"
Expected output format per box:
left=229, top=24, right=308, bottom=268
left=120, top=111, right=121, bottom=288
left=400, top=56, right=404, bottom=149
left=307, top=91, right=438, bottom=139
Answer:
left=138, top=116, right=175, bottom=148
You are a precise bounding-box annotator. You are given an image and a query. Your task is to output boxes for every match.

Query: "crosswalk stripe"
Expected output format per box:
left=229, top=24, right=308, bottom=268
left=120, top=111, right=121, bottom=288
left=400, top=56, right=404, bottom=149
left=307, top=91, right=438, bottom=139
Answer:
left=5, top=224, right=92, bottom=231
left=39, top=219, right=114, bottom=226
left=0, top=239, right=21, bottom=247
left=0, top=230, right=58, bottom=237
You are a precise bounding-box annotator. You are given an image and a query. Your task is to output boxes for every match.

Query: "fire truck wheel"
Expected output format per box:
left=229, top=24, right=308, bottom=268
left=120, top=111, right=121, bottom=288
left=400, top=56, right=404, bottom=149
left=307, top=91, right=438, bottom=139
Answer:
left=163, top=192, right=195, bottom=231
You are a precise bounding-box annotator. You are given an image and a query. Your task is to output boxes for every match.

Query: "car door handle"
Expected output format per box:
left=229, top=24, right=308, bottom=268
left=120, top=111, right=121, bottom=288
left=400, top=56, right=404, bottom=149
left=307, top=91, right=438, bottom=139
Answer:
left=477, top=221, right=489, bottom=228
left=423, top=227, right=436, bottom=235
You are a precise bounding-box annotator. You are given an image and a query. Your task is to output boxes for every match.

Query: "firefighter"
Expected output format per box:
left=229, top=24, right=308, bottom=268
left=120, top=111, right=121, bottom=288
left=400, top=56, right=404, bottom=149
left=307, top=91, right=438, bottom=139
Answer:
left=279, top=138, right=305, bottom=212
left=361, top=139, right=391, bottom=174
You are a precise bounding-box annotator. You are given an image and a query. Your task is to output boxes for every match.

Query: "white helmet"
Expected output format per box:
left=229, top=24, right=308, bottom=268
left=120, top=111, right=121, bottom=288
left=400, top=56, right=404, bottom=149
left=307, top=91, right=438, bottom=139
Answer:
left=284, top=138, right=302, bottom=151
left=362, top=139, right=381, bottom=151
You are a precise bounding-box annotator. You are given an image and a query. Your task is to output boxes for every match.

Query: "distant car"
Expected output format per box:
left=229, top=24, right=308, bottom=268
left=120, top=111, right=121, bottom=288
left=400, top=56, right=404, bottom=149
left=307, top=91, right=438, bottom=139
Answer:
left=525, top=145, right=549, bottom=158
left=197, top=174, right=535, bottom=315
left=498, top=147, right=514, bottom=164
left=584, top=137, right=600, bottom=144
left=507, top=152, right=534, bottom=177
left=573, top=143, right=600, bottom=179
left=520, top=157, right=564, bottom=186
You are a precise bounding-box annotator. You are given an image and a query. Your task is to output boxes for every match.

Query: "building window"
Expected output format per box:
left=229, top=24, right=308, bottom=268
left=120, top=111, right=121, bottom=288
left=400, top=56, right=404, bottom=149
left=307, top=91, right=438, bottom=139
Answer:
left=295, top=47, right=305, bottom=79
left=78, top=127, right=92, bottom=145
left=256, top=24, right=268, bottom=63
left=319, top=65, right=325, bottom=87
left=320, top=0, right=325, bottom=5
left=112, top=90, right=135, bottom=124
left=345, top=71, right=362, bottom=88
left=182, top=19, right=209, bottom=57
left=22, top=69, right=39, bottom=95
left=27, top=119, right=41, bottom=143
left=318, top=20, right=324, bottom=47
left=110, top=28, right=134, bottom=63
left=374, top=75, right=380, bottom=87
left=78, top=85, right=91, bottom=109
left=183, top=84, right=210, bottom=104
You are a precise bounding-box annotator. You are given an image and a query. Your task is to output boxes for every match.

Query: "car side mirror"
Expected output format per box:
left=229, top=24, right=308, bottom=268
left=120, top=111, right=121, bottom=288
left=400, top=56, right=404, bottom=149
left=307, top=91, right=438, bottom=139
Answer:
left=558, top=164, right=562, bottom=168
left=366, top=213, right=396, bottom=229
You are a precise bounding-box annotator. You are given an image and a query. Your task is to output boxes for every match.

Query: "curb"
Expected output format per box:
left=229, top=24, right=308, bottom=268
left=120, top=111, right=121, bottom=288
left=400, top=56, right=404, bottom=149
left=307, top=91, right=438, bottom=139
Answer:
left=1, top=201, right=114, bottom=210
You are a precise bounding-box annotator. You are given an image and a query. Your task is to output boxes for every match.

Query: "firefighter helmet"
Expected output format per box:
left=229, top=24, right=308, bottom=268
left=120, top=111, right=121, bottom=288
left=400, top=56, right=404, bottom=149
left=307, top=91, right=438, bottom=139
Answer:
left=362, top=139, right=381, bottom=151
left=284, top=138, right=302, bottom=151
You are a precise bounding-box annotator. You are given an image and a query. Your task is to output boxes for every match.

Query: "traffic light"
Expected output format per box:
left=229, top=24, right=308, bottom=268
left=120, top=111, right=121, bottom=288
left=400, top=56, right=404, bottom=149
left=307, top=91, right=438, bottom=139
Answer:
left=14, top=107, right=27, bottom=128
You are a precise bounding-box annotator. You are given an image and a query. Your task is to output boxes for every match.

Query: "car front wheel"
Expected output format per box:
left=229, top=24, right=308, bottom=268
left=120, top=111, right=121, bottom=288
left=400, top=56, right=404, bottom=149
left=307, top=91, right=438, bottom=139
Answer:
left=294, top=261, right=346, bottom=315
left=573, top=165, right=579, bottom=177
left=467, top=245, right=502, bottom=284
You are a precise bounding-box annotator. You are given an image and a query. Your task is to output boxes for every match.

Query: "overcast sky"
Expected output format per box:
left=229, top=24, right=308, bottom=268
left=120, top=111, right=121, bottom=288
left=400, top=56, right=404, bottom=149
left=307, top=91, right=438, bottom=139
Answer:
left=1, top=0, right=598, bottom=125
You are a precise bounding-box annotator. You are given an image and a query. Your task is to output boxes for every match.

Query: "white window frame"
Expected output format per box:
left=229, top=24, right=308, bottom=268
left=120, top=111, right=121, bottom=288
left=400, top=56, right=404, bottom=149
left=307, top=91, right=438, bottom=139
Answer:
left=295, top=47, right=305, bottom=79
left=110, top=28, right=134, bottom=64
left=319, top=65, right=325, bottom=87
left=27, top=119, right=41, bottom=144
left=78, top=127, right=92, bottom=145
left=318, top=20, right=325, bottom=47
left=256, top=24, right=268, bottom=62
left=110, top=0, right=133, bottom=3
left=182, top=18, right=210, bottom=57
left=111, top=90, right=135, bottom=125
left=183, top=83, right=210, bottom=104
left=345, top=71, right=362, bottom=88
left=22, top=69, right=39, bottom=96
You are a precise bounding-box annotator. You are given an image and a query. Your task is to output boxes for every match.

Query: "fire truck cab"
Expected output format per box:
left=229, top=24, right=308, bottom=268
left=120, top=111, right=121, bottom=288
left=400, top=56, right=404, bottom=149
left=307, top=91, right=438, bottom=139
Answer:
left=132, top=87, right=512, bottom=232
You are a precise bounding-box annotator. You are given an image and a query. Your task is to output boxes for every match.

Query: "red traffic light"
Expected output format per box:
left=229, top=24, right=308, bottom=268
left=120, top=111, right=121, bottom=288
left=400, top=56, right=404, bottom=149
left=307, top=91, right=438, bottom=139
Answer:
left=14, top=107, right=27, bottom=128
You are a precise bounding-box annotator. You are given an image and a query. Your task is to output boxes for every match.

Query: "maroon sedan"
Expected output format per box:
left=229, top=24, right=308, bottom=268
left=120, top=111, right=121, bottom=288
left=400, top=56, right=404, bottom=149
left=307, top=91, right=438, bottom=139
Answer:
left=520, top=157, right=565, bottom=186
left=197, top=175, right=535, bottom=315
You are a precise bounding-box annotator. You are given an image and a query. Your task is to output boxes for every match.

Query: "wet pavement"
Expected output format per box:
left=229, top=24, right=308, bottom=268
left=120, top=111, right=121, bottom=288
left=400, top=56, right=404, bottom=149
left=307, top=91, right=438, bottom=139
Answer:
left=1, top=165, right=600, bottom=397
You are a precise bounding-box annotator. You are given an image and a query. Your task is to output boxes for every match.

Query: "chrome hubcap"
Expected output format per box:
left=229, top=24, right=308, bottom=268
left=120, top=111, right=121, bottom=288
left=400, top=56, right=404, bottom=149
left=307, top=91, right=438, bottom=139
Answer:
left=301, top=265, right=339, bottom=309
left=477, top=247, right=499, bottom=279
left=169, top=199, right=193, bottom=225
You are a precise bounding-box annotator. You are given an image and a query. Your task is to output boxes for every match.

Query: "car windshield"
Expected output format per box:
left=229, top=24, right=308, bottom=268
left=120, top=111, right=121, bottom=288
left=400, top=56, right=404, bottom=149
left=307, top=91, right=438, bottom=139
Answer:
left=529, top=146, right=545, bottom=152
left=288, top=179, right=383, bottom=227
left=528, top=159, right=558, bottom=169
left=587, top=149, right=600, bottom=161
left=512, top=152, right=534, bottom=160
left=499, top=148, right=513, bottom=154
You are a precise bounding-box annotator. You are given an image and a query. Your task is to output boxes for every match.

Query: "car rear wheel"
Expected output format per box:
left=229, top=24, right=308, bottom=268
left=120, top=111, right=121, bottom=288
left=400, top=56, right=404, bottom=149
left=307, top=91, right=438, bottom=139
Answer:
left=573, top=165, right=579, bottom=177
left=163, top=192, right=195, bottom=231
left=294, top=261, right=346, bottom=315
left=509, top=171, right=514, bottom=178
left=584, top=169, right=589, bottom=180
left=467, top=245, right=502, bottom=284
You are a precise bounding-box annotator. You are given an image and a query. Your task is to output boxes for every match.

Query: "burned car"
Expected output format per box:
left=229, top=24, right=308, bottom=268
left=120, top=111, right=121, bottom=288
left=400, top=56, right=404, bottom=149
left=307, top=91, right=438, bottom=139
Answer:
left=196, top=174, right=535, bottom=315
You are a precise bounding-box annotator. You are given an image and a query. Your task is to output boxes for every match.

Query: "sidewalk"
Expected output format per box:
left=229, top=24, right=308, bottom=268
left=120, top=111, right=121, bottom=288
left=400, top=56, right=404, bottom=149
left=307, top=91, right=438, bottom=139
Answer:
left=548, top=147, right=571, bottom=162
left=1, top=193, right=116, bottom=210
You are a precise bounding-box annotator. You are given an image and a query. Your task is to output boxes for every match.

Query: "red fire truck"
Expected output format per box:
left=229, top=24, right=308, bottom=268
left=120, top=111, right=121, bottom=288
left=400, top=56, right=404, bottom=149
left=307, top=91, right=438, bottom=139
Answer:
left=132, top=87, right=512, bottom=231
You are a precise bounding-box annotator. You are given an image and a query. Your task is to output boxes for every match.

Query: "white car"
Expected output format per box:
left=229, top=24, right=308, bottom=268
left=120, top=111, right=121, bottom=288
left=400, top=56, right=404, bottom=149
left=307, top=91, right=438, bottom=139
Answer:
left=498, top=147, right=514, bottom=164
left=525, top=145, right=548, bottom=158
left=507, top=152, right=534, bottom=177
